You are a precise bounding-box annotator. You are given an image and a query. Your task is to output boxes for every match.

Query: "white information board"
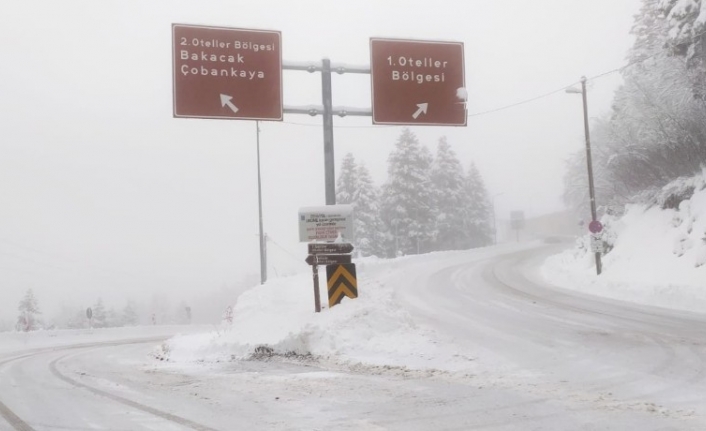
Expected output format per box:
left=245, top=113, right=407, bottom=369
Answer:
left=298, top=205, right=354, bottom=242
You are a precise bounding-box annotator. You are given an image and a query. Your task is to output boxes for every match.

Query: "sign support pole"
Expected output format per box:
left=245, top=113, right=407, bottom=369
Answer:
left=256, top=121, right=267, bottom=284
left=321, top=59, right=336, bottom=205
left=312, top=263, right=321, bottom=312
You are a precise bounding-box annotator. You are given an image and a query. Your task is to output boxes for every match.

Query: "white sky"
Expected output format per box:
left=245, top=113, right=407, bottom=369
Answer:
left=0, top=0, right=641, bottom=321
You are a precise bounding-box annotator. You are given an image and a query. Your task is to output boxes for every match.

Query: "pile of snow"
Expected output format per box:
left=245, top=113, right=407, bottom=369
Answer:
left=543, top=172, right=706, bottom=313
left=158, top=256, right=475, bottom=372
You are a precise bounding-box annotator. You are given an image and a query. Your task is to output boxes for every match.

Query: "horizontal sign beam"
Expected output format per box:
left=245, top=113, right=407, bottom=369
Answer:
left=283, top=61, right=370, bottom=74
left=284, top=105, right=372, bottom=117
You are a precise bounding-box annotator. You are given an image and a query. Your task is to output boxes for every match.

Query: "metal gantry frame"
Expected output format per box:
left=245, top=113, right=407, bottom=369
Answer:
left=256, top=59, right=373, bottom=287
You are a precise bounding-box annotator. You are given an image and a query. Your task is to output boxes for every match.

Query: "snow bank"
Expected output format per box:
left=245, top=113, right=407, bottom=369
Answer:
left=159, top=256, right=473, bottom=372
left=543, top=172, right=706, bottom=313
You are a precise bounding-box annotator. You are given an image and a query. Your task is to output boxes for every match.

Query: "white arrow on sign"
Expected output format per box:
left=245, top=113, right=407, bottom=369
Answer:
left=220, top=94, right=239, bottom=114
left=412, top=103, right=428, bottom=119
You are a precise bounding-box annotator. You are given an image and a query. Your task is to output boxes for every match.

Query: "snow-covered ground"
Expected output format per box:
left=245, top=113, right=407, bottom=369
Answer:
left=3, top=242, right=706, bottom=430
left=543, top=172, right=706, bottom=313
left=156, top=243, right=539, bottom=373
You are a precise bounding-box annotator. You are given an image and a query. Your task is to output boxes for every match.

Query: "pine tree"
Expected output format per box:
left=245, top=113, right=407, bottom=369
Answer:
left=16, top=289, right=41, bottom=332
left=336, top=153, right=358, bottom=205
left=380, top=128, right=436, bottom=256
left=122, top=300, right=139, bottom=326
left=353, top=162, right=386, bottom=257
left=464, top=163, right=493, bottom=247
left=105, top=308, right=123, bottom=328
left=175, top=301, right=192, bottom=324
left=430, top=137, right=469, bottom=251
left=92, top=298, right=107, bottom=328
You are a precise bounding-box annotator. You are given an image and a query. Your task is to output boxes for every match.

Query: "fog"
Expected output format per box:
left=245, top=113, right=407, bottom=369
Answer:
left=0, top=0, right=640, bottom=325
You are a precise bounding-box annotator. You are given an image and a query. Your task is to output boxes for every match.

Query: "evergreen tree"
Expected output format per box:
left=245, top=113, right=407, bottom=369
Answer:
left=16, top=289, right=41, bottom=332
left=336, top=153, right=358, bottom=205
left=175, top=301, right=192, bottom=324
left=464, top=163, right=493, bottom=247
left=353, top=162, right=386, bottom=257
left=380, top=128, right=436, bottom=256
left=430, top=137, right=469, bottom=251
left=564, top=0, right=706, bottom=213
left=122, top=300, right=139, bottom=326
left=105, top=308, right=123, bottom=328
left=92, top=298, right=107, bottom=328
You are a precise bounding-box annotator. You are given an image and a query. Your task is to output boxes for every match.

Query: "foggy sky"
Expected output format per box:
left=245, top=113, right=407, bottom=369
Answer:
left=0, top=0, right=640, bottom=322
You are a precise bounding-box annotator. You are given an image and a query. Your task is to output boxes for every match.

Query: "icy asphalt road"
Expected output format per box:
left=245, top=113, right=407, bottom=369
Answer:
left=1, top=243, right=706, bottom=430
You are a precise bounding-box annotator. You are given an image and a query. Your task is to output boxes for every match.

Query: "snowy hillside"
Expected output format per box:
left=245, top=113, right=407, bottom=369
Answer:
left=544, top=170, right=706, bottom=312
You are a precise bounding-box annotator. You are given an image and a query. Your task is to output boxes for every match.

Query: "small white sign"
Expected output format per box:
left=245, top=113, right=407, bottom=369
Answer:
left=298, top=205, right=354, bottom=242
left=590, top=235, right=604, bottom=253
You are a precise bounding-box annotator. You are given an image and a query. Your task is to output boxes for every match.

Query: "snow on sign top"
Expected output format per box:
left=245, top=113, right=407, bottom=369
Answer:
left=298, top=205, right=354, bottom=242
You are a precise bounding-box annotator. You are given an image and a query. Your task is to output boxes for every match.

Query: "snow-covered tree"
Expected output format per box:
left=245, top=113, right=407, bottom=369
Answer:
left=336, top=153, right=359, bottom=205
left=122, top=300, right=139, bottom=326
left=463, top=163, right=493, bottom=247
left=430, top=137, right=472, bottom=250
left=563, top=0, right=706, bottom=214
left=353, top=162, right=386, bottom=257
left=106, top=308, right=123, bottom=328
left=380, top=128, right=436, bottom=256
left=175, top=301, right=192, bottom=324
left=91, top=298, right=107, bottom=328
left=16, top=289, right=42, bottom=331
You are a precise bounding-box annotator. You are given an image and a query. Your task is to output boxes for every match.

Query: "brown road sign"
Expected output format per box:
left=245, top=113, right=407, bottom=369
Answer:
left=326, top=263, right=358, bottom=308
left=172, top=24, right=283, bottom=121
left=370, top=38, right=466, bottom=126
left=308, top=243, right=354, bottom=255
left=306, top=254, right=352, bottom=266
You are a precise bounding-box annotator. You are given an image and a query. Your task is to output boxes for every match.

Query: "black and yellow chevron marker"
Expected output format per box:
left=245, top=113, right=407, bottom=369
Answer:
left=326, top=263, right=358, bottom=308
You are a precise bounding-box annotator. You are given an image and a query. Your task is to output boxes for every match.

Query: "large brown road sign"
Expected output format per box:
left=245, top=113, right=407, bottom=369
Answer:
left=370, top=38, right=466, bottom=126
left=172, top=24, right=283, bottom=121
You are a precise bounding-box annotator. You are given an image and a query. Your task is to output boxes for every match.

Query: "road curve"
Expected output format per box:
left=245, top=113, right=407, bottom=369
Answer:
left=385, top=243, right=706, bottom=429
left=0, top=338, right=219, bottom=431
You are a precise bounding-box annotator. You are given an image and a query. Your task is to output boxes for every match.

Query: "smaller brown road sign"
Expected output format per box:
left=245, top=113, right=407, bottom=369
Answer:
left=308, top=243, right=354, bottom=255
left=172, top=24, right=283, bottom=121
left=306, top=254, right=352, bottom=266
left=327, top=263, right=358, bottom=308
left=370, top=38, right=466, bottom=126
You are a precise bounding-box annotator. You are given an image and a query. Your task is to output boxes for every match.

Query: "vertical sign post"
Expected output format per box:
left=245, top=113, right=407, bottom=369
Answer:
left=321, top=59, right=336, bottom=205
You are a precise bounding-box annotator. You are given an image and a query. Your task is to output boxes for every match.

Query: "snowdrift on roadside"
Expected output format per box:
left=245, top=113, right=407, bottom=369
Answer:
left=158, top=257, right=473, bottom=372
left=543, top=172, right=706, bottom=313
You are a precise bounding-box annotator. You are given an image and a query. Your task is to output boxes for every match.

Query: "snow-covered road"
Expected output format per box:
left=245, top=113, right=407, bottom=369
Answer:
left=2, top=244, right=705, bottom=430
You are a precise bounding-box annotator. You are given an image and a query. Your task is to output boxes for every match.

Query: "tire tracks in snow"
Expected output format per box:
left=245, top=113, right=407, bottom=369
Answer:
left=481, top=247, right=706, bottom=420
left=0, top=338, right=219, bottom=431
left=48, top=349, right=219, bottom=431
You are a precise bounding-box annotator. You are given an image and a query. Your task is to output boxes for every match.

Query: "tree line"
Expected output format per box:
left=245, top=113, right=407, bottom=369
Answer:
left=336, top=128, right=493, bottom=257
left=10, top=288, right=192, bottom=332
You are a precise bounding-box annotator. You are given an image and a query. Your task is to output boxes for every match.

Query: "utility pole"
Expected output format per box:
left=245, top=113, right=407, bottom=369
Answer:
left=256, top=121, right=267, bottom=284
left=568, top=77, right=603, bottom=275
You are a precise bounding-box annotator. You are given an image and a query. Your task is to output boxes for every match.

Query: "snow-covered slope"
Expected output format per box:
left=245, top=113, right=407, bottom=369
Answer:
left=543, top=171, right=706, bottom=312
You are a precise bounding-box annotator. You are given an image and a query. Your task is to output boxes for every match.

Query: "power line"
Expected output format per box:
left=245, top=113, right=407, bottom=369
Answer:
left=277, top=28, right=706, bottom=128
left=265, top=235, right=305, bottom=265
